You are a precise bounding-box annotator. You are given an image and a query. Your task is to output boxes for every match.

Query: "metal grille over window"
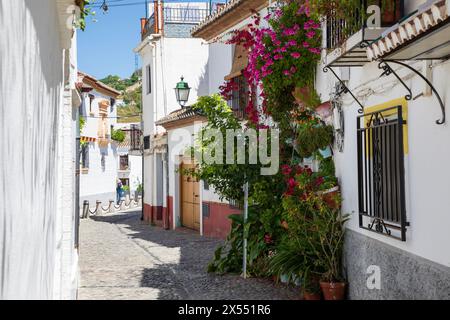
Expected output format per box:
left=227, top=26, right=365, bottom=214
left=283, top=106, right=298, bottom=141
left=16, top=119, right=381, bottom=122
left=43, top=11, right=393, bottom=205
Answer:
left=229, top=75, right=249, bottom=119
left=357, top=105, right=408, bottom=241
left=130, top=124, right=142, bottom=151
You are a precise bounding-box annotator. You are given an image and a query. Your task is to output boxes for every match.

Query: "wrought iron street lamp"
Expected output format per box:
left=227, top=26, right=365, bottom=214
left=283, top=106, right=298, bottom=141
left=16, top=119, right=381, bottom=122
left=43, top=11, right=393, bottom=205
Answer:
left=174, top=76, right=191, bottom=107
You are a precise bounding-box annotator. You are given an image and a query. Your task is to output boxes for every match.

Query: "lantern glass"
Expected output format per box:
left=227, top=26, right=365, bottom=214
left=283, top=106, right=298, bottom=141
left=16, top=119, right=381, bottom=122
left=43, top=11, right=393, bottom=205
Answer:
left=174, top=76, right=191, bottom=107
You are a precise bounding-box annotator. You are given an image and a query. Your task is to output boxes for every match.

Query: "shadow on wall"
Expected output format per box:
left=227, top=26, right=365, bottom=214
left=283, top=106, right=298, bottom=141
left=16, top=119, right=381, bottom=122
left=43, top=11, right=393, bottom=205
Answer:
left=0, top=0, right=64, bottom=299
left=196, top=64, right=209, bottom=98
left=89, top=211, right=299, bottom=300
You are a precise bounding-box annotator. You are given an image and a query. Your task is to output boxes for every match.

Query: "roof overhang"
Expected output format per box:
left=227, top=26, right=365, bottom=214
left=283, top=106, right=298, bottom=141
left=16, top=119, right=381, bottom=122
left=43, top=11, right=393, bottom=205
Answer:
left=191, top=0, right=269, bottom=41
left=78, top=72, right=121, bottom=98
left=367, top=0, right=450, bottom=61
left=326, top=28, right=387, bottom=67
left=156, top=107, right=206, bottom=130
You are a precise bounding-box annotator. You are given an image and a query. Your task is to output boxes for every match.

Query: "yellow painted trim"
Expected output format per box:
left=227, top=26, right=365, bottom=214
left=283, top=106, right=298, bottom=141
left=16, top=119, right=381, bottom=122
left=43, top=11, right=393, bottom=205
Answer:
left=364, top=98, right=409, bottom=154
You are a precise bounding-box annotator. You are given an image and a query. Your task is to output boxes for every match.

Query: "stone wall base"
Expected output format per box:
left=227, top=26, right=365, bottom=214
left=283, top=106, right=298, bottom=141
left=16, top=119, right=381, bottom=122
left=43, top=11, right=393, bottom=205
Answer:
left=344, top=229, right=450, bottom=299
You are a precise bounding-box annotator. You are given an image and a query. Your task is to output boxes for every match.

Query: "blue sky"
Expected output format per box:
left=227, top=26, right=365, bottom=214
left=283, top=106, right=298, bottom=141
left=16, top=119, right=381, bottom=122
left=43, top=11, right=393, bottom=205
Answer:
left=77, top=0, right=212, bottom=80
left=77, top=1, right=146, bottom=80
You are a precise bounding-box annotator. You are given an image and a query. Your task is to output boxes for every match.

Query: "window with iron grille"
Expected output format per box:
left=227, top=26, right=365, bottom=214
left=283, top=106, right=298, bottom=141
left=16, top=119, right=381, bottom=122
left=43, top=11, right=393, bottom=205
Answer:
left=130, top=124, right=142, bottom=151
left=357, top=105, right=408, bottom=241
left=229, top=75, right=249, bottom=119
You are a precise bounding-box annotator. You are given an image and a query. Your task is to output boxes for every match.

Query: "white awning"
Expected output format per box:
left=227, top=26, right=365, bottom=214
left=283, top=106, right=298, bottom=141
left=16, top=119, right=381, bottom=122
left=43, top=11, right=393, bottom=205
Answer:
left=367, top=0, right=450, bottom=61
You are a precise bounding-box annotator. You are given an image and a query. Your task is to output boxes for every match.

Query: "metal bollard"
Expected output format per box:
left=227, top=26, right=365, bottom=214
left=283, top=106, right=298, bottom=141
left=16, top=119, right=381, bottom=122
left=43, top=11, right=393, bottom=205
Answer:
left=96, top=201, right=101, bottom=215
left=82, top=200, right=89, bottom=219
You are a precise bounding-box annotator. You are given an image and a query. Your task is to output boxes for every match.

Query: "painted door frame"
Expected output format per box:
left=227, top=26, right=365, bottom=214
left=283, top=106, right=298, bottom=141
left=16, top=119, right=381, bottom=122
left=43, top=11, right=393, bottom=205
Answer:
left=179, top=157, right=201, bottom=232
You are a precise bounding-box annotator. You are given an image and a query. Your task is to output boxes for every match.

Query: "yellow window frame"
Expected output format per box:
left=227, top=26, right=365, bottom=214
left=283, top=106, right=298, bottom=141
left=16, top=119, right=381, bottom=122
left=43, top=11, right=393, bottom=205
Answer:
left=364, top=97, right=409, bottom=155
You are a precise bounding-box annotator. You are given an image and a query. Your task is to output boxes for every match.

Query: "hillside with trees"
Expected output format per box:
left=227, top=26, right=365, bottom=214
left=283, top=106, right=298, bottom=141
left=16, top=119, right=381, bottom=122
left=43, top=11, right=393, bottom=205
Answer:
left=100, top=70, right=142, bottom=123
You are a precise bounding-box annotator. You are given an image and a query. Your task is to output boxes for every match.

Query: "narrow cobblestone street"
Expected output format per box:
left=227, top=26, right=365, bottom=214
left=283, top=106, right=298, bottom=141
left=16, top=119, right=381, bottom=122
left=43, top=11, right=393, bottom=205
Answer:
left=78, top=210, right=299, bottom=300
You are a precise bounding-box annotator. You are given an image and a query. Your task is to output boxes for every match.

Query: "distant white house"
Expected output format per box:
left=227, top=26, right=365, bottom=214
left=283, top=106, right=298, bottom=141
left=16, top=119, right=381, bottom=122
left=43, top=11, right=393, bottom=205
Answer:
left=78, top=72, right=121, bottom=205
left=135, top=1, right=211, bottom=230
left=115, top=122, right=143, bottom=200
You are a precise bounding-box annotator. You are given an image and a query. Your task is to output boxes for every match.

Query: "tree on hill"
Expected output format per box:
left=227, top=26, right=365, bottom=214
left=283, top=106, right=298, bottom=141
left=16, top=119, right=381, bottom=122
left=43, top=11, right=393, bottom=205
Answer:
left=99, top=71, right=142, bottom=123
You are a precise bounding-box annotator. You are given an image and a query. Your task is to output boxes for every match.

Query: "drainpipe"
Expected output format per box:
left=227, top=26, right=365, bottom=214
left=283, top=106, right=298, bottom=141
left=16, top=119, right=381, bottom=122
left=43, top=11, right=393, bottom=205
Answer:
left=75, top=96, right=83, bottom=249
left=163, top=149, right=169, bottom=230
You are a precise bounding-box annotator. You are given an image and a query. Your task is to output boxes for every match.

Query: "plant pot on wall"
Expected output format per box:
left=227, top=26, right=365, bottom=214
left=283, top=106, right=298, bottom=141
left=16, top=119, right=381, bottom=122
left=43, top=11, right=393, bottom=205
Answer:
left=292, top=85, right=322, bottom=110
left=294, top=124, right=334, bottom=159
left=320, top=281, right=347, bottom=300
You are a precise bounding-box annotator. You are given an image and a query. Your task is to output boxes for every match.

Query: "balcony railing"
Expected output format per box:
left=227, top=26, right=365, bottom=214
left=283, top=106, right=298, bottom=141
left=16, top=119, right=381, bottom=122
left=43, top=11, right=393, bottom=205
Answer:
left=326, top=0, right=404, bottom=50
left=129, top=124, right=142, bottom=152
left=141, top=6, right=211, bottom=40
left=164, top=7, right=209, bottom=24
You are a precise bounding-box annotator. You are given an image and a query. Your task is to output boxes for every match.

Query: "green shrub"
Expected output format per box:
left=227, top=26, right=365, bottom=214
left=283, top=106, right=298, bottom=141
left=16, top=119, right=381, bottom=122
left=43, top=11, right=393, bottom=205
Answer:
left=111, top=128, right=125, bottom=143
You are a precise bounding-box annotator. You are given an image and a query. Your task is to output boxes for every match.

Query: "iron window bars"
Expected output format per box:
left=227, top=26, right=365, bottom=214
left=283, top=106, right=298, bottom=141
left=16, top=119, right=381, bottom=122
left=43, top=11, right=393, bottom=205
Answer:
left=130, top=124, right=142, bottom=151
left=357, top=105, right=409, bottom=241
left=229, top=75, right=249, bottom=120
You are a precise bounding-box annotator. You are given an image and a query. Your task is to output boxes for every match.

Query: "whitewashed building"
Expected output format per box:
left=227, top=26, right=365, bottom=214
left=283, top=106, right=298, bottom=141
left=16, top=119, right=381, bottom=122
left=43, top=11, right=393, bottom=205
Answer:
left=78, top=72, right=121, bottom=205
left=191, top=0, right=450, bottom=299
left=115, top=123, right=143, bottom=199
left=315, top=0, right=450, bottom=299
left=0, top=0, right=82, bottom=299
left=135, top=1, right=213, bottom=231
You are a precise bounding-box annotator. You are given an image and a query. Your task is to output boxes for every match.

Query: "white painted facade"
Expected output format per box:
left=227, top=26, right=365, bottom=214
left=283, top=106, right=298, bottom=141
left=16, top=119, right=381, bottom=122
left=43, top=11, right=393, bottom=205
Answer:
left=135, top=13, right=210, bottom=214
left=315, top=0, right=450, bottom=268
left=0, top=0, right=80, bottom=299
left=193, top=0, right=450, bottom=282
left=79, top=76, right=120, bottom=205
left=115, top=122, right=143, bottom=197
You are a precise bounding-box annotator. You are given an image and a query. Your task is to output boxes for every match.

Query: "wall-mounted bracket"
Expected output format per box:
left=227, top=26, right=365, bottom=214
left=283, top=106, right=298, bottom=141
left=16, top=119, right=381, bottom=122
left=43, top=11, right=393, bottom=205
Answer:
left=378, top=59, right=446, bottom=125
left=323, top=65, right=364, bottom=114
left=378, top=61, right=412, bottom=101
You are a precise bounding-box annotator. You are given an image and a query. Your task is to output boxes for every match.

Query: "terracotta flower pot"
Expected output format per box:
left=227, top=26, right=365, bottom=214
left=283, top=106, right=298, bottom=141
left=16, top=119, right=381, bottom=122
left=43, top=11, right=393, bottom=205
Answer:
left=303, top=291, right=321, bottom=300
left=320, top=282, right=347, bottom=300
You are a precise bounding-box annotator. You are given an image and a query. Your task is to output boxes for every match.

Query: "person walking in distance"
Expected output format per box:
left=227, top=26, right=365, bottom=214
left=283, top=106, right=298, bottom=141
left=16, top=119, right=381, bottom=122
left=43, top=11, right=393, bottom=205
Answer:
left=116, top=179, right=123, bottom=205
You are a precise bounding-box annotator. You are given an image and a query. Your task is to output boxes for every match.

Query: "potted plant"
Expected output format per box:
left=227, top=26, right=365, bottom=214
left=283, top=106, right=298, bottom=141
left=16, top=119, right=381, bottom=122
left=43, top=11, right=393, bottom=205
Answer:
left=294, top=122, right=333, bottom=159
left=269, top=236, right=323, bottom=299
left=312, top=206, right=350, bottom=300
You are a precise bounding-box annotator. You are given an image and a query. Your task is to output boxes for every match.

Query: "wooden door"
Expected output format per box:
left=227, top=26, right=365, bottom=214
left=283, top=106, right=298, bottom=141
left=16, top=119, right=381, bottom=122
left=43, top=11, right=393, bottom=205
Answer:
left=180, top=162, right=200, bottom=231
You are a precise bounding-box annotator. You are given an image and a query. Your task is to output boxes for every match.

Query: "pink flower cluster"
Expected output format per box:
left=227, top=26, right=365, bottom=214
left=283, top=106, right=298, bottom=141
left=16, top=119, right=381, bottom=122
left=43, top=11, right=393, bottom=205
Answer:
left=220, top=4, right=322, bottom=125
left=281, top=164, right=313, bottom=197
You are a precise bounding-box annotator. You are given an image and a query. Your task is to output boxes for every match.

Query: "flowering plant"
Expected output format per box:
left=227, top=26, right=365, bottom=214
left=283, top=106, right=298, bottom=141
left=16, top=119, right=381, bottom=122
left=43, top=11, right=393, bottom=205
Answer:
left=250, top=2, right=321, bottom=107
left=221, top=1, right=322, bottom=127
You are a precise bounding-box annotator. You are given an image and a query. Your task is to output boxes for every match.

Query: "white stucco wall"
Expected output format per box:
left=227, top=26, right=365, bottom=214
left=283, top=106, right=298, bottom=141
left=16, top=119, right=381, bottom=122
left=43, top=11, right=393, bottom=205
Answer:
left=0, top=0, right=79, bottom=299
left=137, top=31, right=209, bottom=208
left=198, top=0, right=450, bottom=268
left=139, top=36, right=209, bottom=135
left=314, top=0, right=450, bottom=267
left=79, top=90, right=118, bottom=203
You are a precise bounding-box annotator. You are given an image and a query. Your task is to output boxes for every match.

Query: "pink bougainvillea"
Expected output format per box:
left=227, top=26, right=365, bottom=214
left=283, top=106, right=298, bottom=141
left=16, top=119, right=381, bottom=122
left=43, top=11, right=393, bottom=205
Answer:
left=219, top=1, right=322, bottom=126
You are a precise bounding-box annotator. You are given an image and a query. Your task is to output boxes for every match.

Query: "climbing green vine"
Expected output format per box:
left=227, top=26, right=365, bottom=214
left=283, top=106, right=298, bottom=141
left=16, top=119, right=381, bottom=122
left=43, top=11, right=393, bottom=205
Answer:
left=75, top=0, right=96, bottom=31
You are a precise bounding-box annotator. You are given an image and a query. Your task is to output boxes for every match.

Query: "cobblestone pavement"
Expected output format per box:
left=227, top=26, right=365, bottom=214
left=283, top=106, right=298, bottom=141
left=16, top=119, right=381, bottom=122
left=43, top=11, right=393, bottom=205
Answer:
left=78, top=210, right=300, bottom=300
